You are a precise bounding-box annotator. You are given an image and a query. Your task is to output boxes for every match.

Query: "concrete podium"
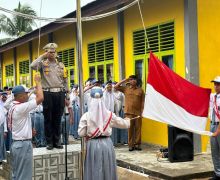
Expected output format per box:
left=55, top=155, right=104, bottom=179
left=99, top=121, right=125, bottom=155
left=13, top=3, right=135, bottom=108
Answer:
left=2, top=144, right=81, bottom=180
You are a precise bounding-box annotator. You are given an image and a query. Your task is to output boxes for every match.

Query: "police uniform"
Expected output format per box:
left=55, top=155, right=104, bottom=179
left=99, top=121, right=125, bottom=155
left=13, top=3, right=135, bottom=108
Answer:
left=30, top=43, right=68, bottom=149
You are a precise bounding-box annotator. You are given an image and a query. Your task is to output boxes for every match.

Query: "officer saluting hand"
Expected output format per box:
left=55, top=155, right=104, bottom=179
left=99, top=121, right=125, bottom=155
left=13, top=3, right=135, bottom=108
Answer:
left=31, top=43, right=68, bottom=150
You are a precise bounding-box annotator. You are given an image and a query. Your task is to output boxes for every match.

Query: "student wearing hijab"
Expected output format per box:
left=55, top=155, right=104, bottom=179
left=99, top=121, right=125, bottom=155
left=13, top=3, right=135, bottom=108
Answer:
left=70, top=85, right=80, bottom=139
left=113, top=82, right=128, bottom=144
left=103, top=80, right=118, bottom=145
left=78, top=87, right=130, bottom=180
left=103, top=80, right=115, bottom=112
left=0, top=94, right=7, bottom=164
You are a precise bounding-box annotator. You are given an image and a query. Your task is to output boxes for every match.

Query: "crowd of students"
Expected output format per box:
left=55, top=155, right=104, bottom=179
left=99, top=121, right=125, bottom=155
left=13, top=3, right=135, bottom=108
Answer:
left=0, top=78, right=129, bottom=164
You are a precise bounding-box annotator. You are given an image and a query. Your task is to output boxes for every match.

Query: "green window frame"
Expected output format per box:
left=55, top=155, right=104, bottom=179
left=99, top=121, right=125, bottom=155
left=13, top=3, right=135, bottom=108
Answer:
left=19, top=60, right=30, bottom=87
left=5, top=64, right=14, bottom=87
left=88, top=38, right=114, bottom=83
left=133, top=21, right=175, bottom=89
left=57, top=48, right=75, bottom=86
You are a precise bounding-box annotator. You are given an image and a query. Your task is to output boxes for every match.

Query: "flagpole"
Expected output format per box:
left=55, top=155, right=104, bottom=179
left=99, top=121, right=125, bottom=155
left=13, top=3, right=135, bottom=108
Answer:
left=76, top=0, right=85, bottom=179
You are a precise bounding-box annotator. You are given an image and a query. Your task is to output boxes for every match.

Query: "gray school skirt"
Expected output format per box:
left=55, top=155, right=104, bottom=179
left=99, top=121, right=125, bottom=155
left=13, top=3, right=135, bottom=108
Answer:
left=84, top=137, right=118, bottom=180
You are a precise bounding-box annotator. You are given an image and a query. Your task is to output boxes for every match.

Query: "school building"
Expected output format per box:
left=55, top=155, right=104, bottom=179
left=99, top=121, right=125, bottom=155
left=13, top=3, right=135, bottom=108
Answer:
left=0, top=0, right=218, bottom=152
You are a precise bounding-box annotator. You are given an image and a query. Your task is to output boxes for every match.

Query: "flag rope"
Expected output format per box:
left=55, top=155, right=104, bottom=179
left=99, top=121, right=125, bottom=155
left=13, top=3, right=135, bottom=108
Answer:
left=137, top=0, right=150, bottom=49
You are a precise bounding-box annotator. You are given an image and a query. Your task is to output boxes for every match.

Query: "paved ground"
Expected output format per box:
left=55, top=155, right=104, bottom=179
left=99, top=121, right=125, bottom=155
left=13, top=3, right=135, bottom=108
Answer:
left=67, top=138, right=214, bottom=179
left=0, top=138, right=214, bottom=180
left=115, top=143, right=213, bottom=179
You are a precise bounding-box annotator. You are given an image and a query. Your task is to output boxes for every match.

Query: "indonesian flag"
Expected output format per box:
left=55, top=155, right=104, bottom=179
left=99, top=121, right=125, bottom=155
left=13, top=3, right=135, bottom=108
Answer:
left=142, top=52, right=212, bottom=136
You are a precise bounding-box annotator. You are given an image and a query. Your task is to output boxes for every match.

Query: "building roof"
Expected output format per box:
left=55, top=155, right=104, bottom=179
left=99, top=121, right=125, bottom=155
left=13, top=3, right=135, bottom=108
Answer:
left=0, top=0, right=132, bottom=53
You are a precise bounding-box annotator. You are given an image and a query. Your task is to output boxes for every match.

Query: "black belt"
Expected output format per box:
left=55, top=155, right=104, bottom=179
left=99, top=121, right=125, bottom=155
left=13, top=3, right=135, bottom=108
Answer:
left=13, top=139, right=32, bottom=142
left=65, top=113, right=69, bottom=115
left=36, top=111, right=43, bottom=114
left=93, top=136, right=108, bottom=139
left=211, top=121, right=219, bottom=125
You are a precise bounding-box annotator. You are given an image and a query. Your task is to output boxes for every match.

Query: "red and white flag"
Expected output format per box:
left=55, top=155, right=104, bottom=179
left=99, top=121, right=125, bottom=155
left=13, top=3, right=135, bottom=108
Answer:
left=142, top=52, right=212, bottom=136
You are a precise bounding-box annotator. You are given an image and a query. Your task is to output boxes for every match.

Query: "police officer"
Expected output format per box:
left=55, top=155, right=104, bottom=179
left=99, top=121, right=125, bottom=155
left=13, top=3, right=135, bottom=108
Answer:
left=31, top=43, right=68, bottom=150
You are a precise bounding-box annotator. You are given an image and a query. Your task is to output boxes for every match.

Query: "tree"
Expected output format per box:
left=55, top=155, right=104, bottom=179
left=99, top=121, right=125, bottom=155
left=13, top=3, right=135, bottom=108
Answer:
left=0, top=2, right=37, bottom=45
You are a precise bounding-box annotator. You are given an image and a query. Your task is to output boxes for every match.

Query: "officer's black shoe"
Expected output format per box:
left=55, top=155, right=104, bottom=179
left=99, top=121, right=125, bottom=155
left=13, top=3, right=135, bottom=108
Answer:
left=129, top=147, right=134, bottom=151
left=54, top=143, right=63, bottom=149
left=135, top=145, right=142, bottom=151
left=46, top=144, right=53, bottom=150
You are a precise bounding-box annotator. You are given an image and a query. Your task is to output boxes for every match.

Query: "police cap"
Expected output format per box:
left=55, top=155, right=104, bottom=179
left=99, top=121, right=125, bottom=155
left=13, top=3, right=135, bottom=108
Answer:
left=43, top=43, right=58, bottom=51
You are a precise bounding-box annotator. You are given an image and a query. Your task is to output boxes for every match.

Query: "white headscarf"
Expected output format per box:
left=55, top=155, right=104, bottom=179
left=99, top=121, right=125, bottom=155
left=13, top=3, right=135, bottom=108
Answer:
left=0, top=105, right=6, bottom=126
left=70, top=87, right=80, bottom=106
left=88, top=87, right=111, bottom=133
left=103, top=86, right=115, bottom=112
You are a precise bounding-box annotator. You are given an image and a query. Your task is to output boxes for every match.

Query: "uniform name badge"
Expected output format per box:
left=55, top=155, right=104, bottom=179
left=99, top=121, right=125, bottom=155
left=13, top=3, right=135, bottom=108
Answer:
left=43, top=62, right=49, bottom=75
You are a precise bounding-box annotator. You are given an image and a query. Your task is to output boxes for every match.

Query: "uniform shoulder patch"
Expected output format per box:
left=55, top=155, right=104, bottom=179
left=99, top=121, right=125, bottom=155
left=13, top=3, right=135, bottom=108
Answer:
left=58, top=61, right=65, bottom=68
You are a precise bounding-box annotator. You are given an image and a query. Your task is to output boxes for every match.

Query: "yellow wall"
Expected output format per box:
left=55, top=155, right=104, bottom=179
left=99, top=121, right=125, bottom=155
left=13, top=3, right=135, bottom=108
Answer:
left=82, top=14, right=119, bottom=82
left=2, top=49, right=14, bottom=86
left=124, top=0, right=185, bottom=146
left=54, top=24, right=76, bottom=51
left=197, top=0, right=220, bottom=152
left=54, top=24, right=76, bottom=83
left=16, top=43, right=29, bottom=85
left=1, top=0, right=189, bottom=149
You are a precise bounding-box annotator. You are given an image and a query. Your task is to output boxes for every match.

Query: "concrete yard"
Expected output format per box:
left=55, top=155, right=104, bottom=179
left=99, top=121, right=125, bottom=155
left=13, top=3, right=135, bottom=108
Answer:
left=0, top=139, right=214, bottom=179
left=115, top=144, right=213, bottom=179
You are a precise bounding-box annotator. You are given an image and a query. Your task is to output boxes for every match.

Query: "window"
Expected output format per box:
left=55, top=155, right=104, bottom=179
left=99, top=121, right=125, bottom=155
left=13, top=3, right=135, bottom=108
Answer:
left=5, top=64, right=14, bottom=87
left=135, top=60, right=143, bottom=87
left=19, top=60, right=30, bottom=87
left=88, top=38, right=114, bottom=83
left=89, top=66, right=95, bottom=79
left=162, top=55, right=173, bottom=69
left=97, top=65, right=104, bottom=83
left=106, top=64, right=113, bottom=81
left=57, top=48, right=75, bottom=86
left=133, top=21, right=175, bottom=89
left=69, top=69, right=74, bottom=85
left=133, top=22, right=174, bottom=55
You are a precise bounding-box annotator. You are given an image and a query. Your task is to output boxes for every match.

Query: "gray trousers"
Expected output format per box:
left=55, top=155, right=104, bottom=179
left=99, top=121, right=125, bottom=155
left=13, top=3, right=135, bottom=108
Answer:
left=211, top=124, right=220, bottom=177
left=0, top=124, right=6, bottom=161
left=10, top=141, right=33, bottom=180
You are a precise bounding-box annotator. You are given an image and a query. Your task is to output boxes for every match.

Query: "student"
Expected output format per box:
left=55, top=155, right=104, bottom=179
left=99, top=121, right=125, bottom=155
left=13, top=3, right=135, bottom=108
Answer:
left=210, top=76, right=220, bottom=180
left=9, top=74, right=43, bottom=180
left=78, top=87, right=130, bottom=180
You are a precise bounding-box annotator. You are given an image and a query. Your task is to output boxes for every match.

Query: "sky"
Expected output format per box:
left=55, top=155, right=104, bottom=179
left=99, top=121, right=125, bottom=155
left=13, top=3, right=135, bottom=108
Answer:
left=0, top=0, right=95, bottom=38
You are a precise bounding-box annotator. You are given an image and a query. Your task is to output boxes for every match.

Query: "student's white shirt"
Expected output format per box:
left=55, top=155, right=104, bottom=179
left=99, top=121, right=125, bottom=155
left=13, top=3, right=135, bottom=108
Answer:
left=114, top=91, right=124, bottom=116
left=70, top=93, right=80, bottom=107
left=4, top=94, right=13, bottom=111
left=84, top=90, right=91, bottom=107
left=209, top=93, right=220, bottom=122
left=0, top=101, right=8, bottom=132
left=0, top=106, right=6, bottom=127
left=103, top=90, right=115, bottom=112
left=9, top=99, right=37, bottom=140
left=78, top=112, right=130, bottom=138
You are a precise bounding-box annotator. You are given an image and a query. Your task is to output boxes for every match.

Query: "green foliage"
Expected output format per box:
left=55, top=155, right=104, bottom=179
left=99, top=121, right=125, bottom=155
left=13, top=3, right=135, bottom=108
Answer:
left=0, top=2, right=37, bottom=45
